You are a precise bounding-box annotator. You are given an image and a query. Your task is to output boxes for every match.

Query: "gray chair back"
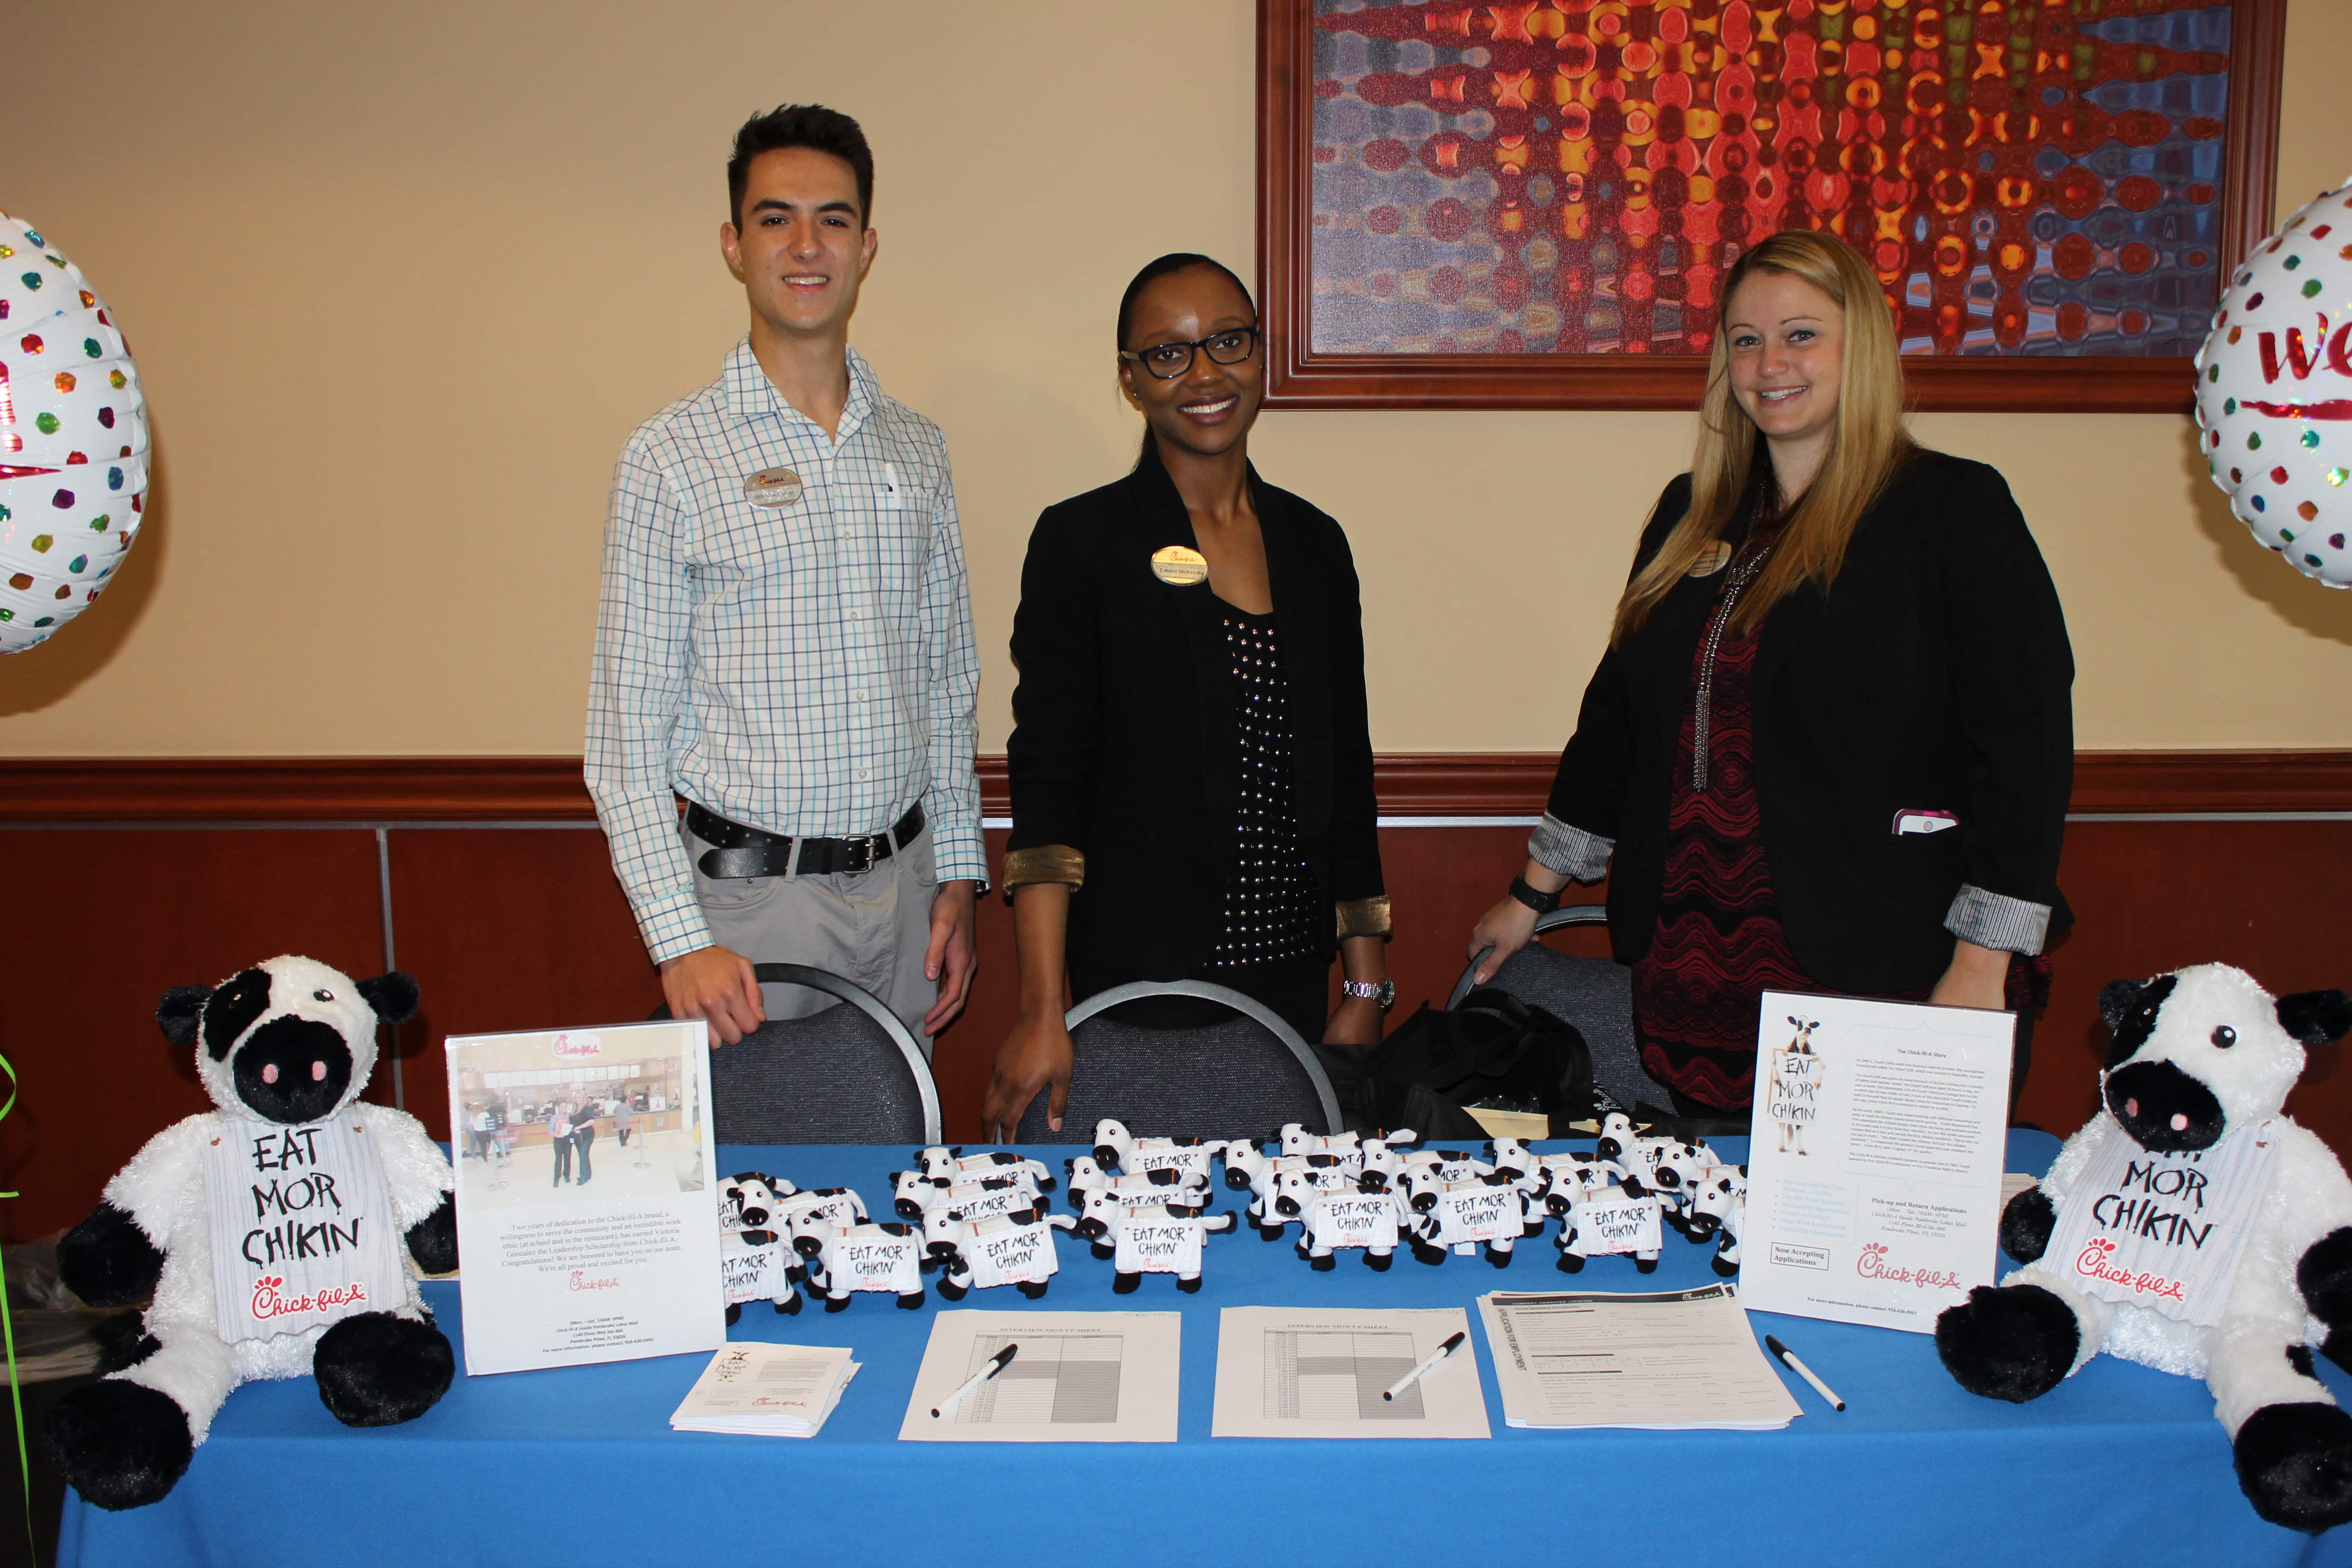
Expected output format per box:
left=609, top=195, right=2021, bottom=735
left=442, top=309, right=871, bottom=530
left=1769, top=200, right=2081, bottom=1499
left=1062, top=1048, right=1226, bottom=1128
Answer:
left=1014, top=979, right=1343, bottom=1143
left=703, top=963, right=942, bottom=1144
left=1451, top=906, right=1672, bottom=1113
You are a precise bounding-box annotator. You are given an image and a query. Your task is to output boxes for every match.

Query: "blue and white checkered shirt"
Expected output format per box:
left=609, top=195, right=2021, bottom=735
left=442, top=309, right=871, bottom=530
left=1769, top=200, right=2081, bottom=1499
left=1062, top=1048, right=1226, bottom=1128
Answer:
left=586, top=339, right=985, bottom=963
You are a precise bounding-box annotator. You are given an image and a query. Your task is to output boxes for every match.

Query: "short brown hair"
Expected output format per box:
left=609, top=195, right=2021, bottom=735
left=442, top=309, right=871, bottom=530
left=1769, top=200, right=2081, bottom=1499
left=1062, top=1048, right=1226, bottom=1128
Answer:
left=727, top=104, right=873, bottom=229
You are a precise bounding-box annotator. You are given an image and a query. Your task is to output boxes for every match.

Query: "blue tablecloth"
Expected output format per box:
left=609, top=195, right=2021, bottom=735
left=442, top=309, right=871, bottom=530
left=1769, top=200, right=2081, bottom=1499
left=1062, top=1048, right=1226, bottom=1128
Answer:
left=57, top=1133, right=2352, bottom=1567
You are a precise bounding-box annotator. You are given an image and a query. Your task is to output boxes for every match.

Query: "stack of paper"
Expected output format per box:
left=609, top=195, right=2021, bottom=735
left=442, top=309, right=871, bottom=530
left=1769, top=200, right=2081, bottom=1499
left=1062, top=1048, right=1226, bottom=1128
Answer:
left=671, top=1343, right=859, bottom=1437
left=1477, top=1284, right=1801, bottom=1431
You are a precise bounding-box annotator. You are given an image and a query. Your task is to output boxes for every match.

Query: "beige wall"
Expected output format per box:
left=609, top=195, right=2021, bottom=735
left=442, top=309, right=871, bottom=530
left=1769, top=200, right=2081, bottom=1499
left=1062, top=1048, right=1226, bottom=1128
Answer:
left=3, top=0, right=2347, bottom=756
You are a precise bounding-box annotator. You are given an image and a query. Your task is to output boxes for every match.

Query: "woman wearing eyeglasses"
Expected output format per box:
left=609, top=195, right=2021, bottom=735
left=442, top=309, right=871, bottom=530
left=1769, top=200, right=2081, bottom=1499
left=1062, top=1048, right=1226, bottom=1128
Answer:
left=981, top=252, right=1390, bottom=1138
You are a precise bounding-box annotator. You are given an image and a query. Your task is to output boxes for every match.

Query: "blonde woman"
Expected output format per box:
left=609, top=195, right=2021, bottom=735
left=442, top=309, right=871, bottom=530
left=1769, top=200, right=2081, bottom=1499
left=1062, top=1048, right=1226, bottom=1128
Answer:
left=1470, top=230, right=2073, bottom=1116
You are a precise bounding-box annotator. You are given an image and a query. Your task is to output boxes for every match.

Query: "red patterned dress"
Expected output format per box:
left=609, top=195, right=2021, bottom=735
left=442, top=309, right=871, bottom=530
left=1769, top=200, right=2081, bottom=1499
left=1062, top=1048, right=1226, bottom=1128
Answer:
left=1631, top=529, right=2046, bottom=1110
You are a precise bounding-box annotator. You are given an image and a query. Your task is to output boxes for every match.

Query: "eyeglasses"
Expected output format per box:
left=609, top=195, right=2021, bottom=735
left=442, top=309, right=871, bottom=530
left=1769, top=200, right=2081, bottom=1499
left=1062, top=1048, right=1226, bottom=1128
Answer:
left=1118, top=325, right=1261, bottom=380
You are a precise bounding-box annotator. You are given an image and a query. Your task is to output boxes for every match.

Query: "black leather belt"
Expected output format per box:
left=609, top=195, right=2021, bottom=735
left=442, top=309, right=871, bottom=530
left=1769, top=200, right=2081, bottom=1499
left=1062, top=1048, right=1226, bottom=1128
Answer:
left=687, top=801, right=923, bottom=880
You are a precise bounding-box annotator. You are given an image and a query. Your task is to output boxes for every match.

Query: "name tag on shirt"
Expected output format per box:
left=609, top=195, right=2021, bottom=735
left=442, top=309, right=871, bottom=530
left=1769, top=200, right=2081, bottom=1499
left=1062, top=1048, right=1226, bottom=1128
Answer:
left=879, top=461, right=903, bottom=511
left=744, top=468, right=803, bottom=508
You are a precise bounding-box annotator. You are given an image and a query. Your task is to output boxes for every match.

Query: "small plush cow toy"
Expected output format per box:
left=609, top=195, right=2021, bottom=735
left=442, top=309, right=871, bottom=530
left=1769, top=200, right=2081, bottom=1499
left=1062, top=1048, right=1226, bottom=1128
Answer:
left=1935, top=964, right=2352, bottom=1532
left=1275, top=1173, right=1411, bottom=1271
left=926, top=1203, right=1078, bottom=1300
left=1068, top=1197, right=1238, bottom=1293
left=48, top=956, right=455, bottom=1511
left=1684, top=1166, right=1747, bottom=1276
left=788, top=1210, right=926, bottom=1311
left=719, top=1174, right=801, bottom=1324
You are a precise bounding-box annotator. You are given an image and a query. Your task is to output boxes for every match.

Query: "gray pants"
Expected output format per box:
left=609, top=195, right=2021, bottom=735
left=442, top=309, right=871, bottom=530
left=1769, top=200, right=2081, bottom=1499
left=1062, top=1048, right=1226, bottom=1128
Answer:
left=685, top=818, right=940, bottom=1041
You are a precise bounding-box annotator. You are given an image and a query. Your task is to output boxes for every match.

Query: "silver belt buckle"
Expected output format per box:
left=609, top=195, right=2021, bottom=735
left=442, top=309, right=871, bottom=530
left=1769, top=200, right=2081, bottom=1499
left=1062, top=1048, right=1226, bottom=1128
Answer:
left=842, top=834, right=879, bottom=876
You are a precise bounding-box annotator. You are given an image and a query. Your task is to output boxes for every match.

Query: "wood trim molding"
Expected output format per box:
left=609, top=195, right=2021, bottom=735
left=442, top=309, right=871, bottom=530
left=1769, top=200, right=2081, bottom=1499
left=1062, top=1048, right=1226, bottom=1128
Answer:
left=1254, top=0, right=2284, bottom=415
left=0, top=758, right=601, bottom=822
left=1, top=751, right=2347, bottom=823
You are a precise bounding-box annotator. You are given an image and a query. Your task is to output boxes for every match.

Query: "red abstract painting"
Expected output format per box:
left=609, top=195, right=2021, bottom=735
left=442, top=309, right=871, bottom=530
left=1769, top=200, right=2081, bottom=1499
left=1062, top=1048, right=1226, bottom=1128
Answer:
left=1259, top=0, right=2283, bottom=410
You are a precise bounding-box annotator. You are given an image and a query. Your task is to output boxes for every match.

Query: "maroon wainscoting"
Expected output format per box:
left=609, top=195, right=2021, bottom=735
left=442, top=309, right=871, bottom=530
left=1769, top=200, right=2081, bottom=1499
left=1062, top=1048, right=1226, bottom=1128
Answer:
left=3, top=755, right=2348, bottom=1243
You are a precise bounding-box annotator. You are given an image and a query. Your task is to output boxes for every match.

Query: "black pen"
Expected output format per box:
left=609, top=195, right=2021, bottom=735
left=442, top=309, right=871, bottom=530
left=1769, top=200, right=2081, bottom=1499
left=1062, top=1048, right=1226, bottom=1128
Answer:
left=932, top=1343, right=1018, bottom=1418
left=1764, top=1333, right=1845, bottom=1412
left=1382, top=1330, right=1467, bottom=1402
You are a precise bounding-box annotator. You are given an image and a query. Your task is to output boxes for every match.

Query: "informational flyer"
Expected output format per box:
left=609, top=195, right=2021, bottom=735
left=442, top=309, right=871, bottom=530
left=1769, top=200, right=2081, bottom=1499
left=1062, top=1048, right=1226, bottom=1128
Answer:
left=1739, top=992, right=2014, bottom=1333
left=446, top=1019, right=724, bottom=1374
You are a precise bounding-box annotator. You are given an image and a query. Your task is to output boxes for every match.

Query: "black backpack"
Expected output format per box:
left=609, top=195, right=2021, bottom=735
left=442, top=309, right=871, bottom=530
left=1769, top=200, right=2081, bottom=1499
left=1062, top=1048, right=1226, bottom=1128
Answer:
left=1319, top=987, right=1597, bottom=1139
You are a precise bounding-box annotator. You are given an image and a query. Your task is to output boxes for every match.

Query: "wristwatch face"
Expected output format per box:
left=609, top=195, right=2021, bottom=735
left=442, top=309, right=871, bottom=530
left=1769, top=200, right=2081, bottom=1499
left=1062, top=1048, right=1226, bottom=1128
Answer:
left=1346, top=979, right=1396, bottom=1010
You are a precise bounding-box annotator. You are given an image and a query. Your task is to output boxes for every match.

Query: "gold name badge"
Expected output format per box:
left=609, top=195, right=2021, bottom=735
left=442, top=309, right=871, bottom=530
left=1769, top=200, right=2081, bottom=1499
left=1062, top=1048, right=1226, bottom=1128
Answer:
left=1151, top=545, right=1209, bottom=586
left=1688, top=540, right=1734, bottom=577
left=743, top=468, right=804, bottom=508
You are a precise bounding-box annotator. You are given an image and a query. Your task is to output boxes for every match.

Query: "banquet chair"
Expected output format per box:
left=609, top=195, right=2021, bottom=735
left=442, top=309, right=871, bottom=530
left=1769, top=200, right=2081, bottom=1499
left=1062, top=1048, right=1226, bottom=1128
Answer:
left=655, top=962, right=943, bottom=1144
left=1012, top=979, right=1343, bottom=1143
left=1451, top=905, right=1675, bottom=1116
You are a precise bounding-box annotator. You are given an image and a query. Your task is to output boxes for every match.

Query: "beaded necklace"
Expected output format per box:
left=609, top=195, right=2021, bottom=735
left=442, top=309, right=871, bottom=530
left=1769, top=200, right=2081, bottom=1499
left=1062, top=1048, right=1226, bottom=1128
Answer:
left=1690, top=502, right=1784, bottom=794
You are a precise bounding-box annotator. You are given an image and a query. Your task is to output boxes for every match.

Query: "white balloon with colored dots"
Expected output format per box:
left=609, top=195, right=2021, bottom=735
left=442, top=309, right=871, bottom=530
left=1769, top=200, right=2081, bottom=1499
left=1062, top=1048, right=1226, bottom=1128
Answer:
left=0, top=213, right=150, bottom=652
left=2194, top=174, right=2352, bottom=588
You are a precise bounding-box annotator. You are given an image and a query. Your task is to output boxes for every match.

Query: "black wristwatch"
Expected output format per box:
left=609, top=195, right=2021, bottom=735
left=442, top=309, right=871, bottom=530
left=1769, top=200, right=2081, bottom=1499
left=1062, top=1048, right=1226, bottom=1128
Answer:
left=1508, top=875, right=1563, bottom=915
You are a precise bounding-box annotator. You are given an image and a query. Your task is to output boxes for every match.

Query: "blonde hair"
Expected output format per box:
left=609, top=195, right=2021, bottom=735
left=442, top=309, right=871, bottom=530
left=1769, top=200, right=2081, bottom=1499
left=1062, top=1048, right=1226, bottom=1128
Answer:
left=1610, top=230, right=1914, bottom=646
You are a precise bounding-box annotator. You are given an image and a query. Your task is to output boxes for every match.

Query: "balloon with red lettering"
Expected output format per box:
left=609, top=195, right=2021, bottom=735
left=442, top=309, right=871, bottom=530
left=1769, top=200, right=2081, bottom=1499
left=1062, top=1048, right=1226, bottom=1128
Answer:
left=0, top=212, right=150, bottom=652
left=2192, top=173, right=2352, bottom=588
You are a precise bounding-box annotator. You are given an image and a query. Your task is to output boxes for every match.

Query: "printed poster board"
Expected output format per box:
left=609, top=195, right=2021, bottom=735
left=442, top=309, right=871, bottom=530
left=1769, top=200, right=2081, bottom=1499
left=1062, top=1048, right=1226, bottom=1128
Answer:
left=446, top=1019, right=723, bottom=1373
left=1740, top=992, right=2014, bottom=1333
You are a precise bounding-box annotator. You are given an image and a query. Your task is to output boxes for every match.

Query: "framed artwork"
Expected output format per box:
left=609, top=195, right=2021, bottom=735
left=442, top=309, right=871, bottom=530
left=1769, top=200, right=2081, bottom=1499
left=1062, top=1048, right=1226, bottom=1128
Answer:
left=1257, top=0, right=2284, bottom=410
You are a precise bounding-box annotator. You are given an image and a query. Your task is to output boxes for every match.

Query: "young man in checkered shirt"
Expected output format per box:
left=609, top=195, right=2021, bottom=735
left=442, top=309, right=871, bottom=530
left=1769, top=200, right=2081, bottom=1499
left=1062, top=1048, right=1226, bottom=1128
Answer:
left=587, top=105, right=983, bottom=1046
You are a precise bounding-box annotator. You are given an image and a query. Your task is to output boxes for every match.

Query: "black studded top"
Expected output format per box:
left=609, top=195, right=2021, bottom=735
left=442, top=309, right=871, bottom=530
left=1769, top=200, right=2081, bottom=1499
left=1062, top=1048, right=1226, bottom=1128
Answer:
left=1207, top=600, right=1322, bottom=970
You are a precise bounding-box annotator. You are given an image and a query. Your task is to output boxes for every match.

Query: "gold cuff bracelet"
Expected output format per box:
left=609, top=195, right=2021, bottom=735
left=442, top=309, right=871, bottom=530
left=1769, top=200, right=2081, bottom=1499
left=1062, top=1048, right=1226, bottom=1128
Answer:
left=1001, top=844, right=1086, bottom=898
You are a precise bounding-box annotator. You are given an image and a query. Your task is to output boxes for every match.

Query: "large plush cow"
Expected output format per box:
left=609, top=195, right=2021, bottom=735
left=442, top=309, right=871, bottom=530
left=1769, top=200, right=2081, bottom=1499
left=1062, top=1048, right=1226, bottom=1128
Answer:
left=1935, top=964, right=2352, bottom=1533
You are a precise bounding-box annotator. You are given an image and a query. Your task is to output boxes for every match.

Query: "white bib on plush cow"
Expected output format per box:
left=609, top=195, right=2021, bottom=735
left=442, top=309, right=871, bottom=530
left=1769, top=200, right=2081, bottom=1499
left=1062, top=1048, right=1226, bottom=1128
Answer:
left=200, top=1119, right=411, bottom=1341
left=1936, top=963, right=2352, bottom=1533
left=46, top=956, right=455, bottom=1512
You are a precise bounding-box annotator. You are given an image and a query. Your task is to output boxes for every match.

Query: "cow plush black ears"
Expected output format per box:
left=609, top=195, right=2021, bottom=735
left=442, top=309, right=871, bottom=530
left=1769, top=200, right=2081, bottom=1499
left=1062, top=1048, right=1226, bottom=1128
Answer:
left=152, top=969, right=418, bottom=1047
left=357, top=971, right=421, bottom=1027
left=155, top=985, right=212, bottom=1045
left=2278, top=989, right=2352, bottom=1048
left=2098, top=976, right=2159, bottom=1034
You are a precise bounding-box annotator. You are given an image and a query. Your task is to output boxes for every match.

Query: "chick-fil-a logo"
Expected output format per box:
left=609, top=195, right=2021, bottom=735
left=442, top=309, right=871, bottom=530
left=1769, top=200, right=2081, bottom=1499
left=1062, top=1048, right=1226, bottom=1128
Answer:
left=250, top=1273, right=368, bottom=1320
left=2073, top=1236, right=2188, bottom=1305
left=1856, top=1242, right=1963, bottom=1293
left=550, top=1031, right=602, bottom=1060
left=568, top=1271, right=619, bottom=1293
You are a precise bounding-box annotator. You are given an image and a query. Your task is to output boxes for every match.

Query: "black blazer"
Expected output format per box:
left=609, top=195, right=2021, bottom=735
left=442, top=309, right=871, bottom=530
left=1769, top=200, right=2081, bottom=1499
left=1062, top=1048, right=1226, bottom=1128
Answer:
left=1005, top=446, right=1383, bottom=996
left=1548, top=450, right=2074, bottom=994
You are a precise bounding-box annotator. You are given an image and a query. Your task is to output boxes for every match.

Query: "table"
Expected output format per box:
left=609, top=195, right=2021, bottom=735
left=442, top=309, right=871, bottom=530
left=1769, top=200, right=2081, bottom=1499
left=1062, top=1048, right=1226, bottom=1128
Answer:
left=57, top=1134, right=2352, bottom=1567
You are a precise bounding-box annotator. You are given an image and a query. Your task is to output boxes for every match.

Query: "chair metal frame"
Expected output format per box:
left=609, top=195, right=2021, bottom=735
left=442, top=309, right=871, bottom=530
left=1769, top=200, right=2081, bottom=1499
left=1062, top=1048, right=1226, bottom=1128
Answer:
left=699, top=962, right=945, bottom=1145
left=1061, top=978, right=1345, bottom=1136
left=1450, top=903, right=1610, bottom=1009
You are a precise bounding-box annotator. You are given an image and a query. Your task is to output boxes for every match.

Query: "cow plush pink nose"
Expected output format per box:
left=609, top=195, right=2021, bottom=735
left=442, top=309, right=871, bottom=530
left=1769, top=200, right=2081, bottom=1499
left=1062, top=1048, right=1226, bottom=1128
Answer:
left=2124, top=1098, right=2139, bottom=1118
left=261, top=1063, right=278, bottom=1084
left=312, top=1060, right=327, bottom=1081
left=2171, top=1113, right=2190, bottom=1132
